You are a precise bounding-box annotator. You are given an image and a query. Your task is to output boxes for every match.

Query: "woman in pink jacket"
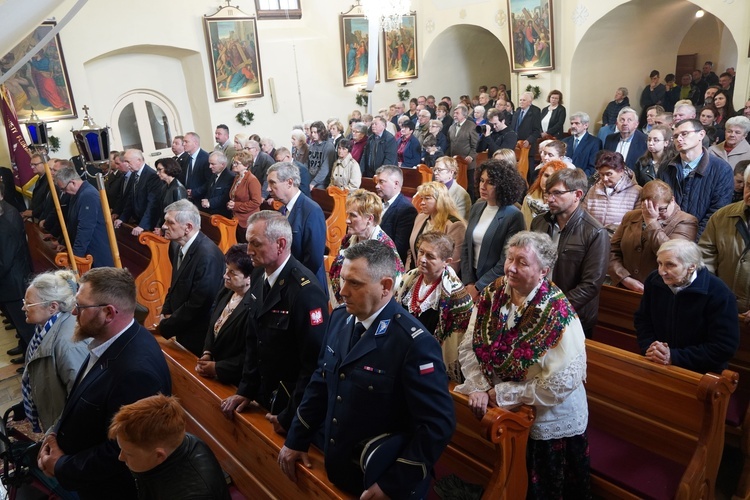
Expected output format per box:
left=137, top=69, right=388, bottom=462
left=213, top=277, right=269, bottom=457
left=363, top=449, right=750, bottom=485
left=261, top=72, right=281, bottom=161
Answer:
left=584, top=150, right=642, bottom=234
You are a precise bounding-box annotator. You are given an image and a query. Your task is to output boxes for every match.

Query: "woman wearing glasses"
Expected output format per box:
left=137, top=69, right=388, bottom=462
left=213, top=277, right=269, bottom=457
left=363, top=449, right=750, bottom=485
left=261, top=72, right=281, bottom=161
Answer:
left=432, top=156, right=471, bottom=220
left=19, top=270, right=89, bottom=432
left=609, top=180, right=697, bottom=292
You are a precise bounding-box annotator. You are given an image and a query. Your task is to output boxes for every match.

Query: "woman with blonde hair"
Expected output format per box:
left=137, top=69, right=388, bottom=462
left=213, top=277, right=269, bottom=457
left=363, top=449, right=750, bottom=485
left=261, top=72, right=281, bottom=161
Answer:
left=521, top=159, right=570, bottom=228
left=227, top=150, right=262, bottom=242
left=407, top=182, right=466, bottom=272
left=491, top=148, right=517, bottom=165
left=233, top=133, right=250, bottom=152
left=328, top=189, right=404, bottom=307
left=432, top=156, right=471, bottom=220
left=291, top=129, right=309, bottom=166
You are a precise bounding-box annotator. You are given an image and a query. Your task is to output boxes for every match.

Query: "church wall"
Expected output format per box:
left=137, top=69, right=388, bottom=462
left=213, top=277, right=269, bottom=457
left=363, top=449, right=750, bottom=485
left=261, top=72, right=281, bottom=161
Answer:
left=0, top=0, right=747, bottom=165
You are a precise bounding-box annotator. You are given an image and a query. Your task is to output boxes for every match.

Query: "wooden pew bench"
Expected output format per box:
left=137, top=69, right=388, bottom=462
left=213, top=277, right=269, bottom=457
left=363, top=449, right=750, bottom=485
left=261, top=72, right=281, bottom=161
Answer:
left=596, top=284, right=750, bottom=498
left=199, top=211, right=238, bottom=253
left=586, top=340, right=737, bottom=499
left=157, top=337, right=534, bottom=499
left=311, top=186, right=347, bottom=263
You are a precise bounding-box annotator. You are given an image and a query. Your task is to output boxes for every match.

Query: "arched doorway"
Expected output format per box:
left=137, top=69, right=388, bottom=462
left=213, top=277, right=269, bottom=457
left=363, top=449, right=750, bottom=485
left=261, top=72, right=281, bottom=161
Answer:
left=569, top=0, right=738, bottom=132
left=421, top=24, right=511, bottom=101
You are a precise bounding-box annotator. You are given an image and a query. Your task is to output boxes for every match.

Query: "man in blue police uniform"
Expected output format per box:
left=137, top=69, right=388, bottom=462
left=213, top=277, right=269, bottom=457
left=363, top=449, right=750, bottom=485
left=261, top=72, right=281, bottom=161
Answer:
left=220, top=210, right=328, bottom=434
left=279, top=240, right=455, bottom=499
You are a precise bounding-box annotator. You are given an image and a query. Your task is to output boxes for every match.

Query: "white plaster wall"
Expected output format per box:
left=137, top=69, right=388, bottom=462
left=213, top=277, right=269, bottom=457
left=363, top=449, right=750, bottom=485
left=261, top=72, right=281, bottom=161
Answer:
left=1, top=0, right=748, bottom=165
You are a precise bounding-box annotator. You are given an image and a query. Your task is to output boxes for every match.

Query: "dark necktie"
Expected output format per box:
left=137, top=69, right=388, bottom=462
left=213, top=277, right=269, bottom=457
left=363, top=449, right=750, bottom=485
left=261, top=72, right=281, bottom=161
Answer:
left=263, top=278, right=271, bottom=299
left=349, top=322, right=366, bottom=352
left=132, top=172, right=140, bottom=198
left=176, top=249, right=184, bottom=270
left=280, top=205, right=288, bottom=216
left=515, top=109, right=525, bottom=131
left=573, top=137, right=580, bottom=153
left=186, top=156, right=194, bottom=186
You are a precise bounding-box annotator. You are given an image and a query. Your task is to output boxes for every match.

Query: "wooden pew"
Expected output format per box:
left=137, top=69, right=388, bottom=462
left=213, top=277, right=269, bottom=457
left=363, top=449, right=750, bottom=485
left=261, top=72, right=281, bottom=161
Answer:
left=24, top=219, right=93, bottom=274
left=199, top=212, right=238, bottom=253
left=417, top=164, right=433, bottom=184
left=586, top=340, right=737, bottom=500
left=311, top=186, right=348, bottom=261
left=596, top=284, right=750, bottom=499
left=514, top=141, right=530, bottom=181
left=454, top=156, right=468, bottom=190
left=114, top=224, right=171, bottom=327
left=158, top=336, right=535, bottom=499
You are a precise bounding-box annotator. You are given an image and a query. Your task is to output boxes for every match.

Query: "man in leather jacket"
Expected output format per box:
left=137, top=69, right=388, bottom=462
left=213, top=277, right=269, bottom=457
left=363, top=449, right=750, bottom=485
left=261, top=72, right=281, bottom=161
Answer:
left=109, top=394, right=230, bottom=500
left=531, top=168, right=609, bottom=338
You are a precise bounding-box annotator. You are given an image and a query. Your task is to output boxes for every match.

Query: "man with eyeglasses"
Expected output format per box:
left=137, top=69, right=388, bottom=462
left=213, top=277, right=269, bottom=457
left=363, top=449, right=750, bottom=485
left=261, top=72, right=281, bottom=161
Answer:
left=36, top=267, right=171, bottom=500
left=657, top=119, right=733, bottom=238
left=531, top=168, right=609, bottom=339
left=53, top=165, right=114, bottom=268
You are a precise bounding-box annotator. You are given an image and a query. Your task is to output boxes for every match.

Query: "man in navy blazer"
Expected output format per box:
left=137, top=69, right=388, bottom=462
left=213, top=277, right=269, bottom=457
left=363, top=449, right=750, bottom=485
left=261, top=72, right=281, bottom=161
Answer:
left=267, top=162, right=328, bottom=293
left=563, top=111, right=603, bottom=176
left=375, top=165, right=417, bottom=264
left=510, top=91, right=543, bottom=181
left=179, top=132, right=211, bottom=204
left=54, top=165, right=114, bottom=267
left=603, top=107, right=648, bottom=170
left=197, top=151, right=236, bottom=218
left=114, top=149, right=161, bottom=235
left=159, top=200, right=225, bottom=356
left=37, top=268, right=171, bottom=499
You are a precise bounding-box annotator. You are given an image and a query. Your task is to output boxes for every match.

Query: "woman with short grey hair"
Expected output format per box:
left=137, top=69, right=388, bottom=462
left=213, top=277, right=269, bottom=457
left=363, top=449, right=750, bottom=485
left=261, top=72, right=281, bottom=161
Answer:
left=634, top=239, right=739, bottom=373
left=709, top=115, right=750, bottom=168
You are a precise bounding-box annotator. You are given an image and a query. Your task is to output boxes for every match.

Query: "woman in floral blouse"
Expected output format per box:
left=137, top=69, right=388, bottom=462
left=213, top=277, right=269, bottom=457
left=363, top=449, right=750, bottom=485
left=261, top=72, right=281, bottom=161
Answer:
left=456, top=231, right=590, bottom=499
left=328, top=189, right=404, bottom=308
left=395, top=232, right=473, bottom=382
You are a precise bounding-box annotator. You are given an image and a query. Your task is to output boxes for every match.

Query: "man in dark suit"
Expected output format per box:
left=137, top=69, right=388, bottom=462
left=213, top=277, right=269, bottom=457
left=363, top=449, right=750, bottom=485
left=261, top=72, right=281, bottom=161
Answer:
left=603, top=107, right=648, bottom=170
left=107, top=152, right=132, bottom=219
left=158, top=200, right=225, bottom=356
left=179, top=132, right=211, bottom=204
left=274, top=147, right=311, bottom=197
left=279, top=240, right=454, bottom=498
left=21, top=153, right=48, bottom=220
left=37, top=267, right=171, bottom=499
left=361, top=116, right=398, bottom=177
left=171, top=135, right=190, bottom=164
left=196, top=151, right=235, bottom=218
left=375, top=165, right=417, bottom=264
left=266, top=162, right=328, bottom=292
left=114, top=149, right=161, bottom=235
left=448, top=104, right=480, bottom=199
left=221, top=211, right=328, bottom=434
left=563, top=111, right=603, bottom=176
left=54, top=165, right=114, bottom=268
left=510, top=91, right=543, bottom=183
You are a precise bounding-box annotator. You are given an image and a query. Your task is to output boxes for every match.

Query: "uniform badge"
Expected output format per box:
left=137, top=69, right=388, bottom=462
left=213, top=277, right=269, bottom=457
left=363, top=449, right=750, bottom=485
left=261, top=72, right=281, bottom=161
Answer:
left=375, top=320, right=390, bottom=336
left=419, top=362, right=435, bottom=375
left=310, top=308, right=324, bottom=325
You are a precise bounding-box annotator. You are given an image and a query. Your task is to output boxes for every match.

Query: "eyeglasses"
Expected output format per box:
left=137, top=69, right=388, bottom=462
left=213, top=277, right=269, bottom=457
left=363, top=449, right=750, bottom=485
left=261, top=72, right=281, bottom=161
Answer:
left=74, top=303, right=109, bottom=313
left=22, top=299, right=49, bottom=308
left=672, top=130, right=700, bottom=141
left=657, top=206, right=670, bottom=214
left=433, top=168, right=450, bottom=174
left=30, top=161, right=45, bottom=167
left=545, top=189, right=576, bottom=198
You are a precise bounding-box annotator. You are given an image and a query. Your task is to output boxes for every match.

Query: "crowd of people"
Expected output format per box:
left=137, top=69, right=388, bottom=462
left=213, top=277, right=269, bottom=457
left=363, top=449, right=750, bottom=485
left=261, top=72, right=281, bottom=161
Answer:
left=2, top=61, right=749, bottom=498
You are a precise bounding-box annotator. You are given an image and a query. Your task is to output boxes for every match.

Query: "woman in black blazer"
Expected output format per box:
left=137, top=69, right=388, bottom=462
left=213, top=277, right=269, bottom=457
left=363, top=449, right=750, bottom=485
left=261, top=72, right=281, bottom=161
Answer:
left=154, top=157, right=187, bottom=231
left=196, top=244, right=253, bottom=386
left=540, top=89, right=567, bottom=140
left=461, top=158, right=527, bottom=300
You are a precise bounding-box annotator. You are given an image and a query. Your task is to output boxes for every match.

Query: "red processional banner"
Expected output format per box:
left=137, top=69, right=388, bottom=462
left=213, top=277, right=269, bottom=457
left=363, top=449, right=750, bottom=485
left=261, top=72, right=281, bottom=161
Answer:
left=0, top=84, right=34, bottom=187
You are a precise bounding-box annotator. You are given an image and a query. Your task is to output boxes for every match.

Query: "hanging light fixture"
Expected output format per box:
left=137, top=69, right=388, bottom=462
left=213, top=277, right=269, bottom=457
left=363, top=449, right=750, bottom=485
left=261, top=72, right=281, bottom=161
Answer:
left=361, top=0, right=411, bottom=32
left=71, top=104, right=110, bottom=172
left=24, top=108, right=49, bottom=154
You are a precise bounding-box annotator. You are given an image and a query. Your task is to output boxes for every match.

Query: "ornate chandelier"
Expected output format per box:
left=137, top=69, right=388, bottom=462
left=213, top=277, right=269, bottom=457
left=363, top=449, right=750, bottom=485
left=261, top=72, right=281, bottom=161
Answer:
left=361, top=0, right=411, bottom=32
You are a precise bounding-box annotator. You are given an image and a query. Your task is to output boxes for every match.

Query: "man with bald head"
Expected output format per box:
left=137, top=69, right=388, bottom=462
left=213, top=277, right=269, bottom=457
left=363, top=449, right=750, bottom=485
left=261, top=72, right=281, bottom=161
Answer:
left=113, top=149, right=161, bottom=235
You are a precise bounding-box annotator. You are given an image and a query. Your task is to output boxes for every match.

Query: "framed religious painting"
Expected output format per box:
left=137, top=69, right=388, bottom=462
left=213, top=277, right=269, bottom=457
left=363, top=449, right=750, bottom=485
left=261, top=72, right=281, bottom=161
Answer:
left=339, top=14, right=379, bottom=87
left=1, top=21, right=77, bottom=121
left=204, top=12, right=264, bottom=101
left=383, top=14, right=418, bottom=82
left=507, top=0, right=555, bottom=73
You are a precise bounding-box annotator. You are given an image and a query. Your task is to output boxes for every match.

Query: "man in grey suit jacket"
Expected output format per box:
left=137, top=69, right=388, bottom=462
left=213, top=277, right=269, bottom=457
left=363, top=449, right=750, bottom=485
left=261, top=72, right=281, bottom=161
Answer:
left=562, top=111, right=602, bottom=176
left=448, top=105, right=479, bottom=201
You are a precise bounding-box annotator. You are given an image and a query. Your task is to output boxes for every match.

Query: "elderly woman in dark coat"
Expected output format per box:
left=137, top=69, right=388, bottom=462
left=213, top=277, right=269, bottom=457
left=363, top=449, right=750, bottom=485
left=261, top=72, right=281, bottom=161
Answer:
left=154, top=157, right=187, bottom=232
left=634, top=239, right=739, bottom=373
left=196, top=244, right=253, bottom=385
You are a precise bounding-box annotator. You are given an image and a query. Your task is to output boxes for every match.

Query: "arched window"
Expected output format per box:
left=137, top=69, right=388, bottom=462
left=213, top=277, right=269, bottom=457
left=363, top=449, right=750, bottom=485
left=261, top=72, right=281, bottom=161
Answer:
left=111, top=91, right=181, bottom=160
